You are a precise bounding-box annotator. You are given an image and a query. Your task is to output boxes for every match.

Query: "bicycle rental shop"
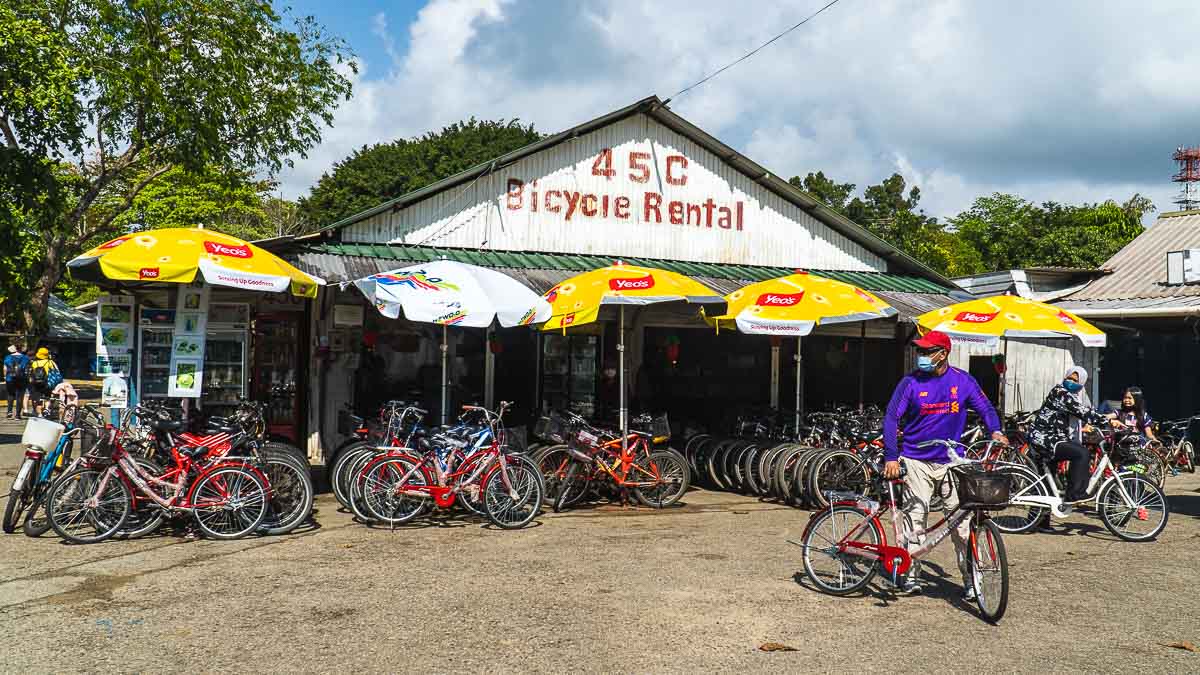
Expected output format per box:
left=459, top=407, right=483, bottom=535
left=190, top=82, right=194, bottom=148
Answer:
left=256, top=95, right=1065, bottom=464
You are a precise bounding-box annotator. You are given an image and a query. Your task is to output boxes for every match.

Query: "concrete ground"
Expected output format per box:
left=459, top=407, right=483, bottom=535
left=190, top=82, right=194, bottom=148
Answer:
left=0, top=416, right=1198, bottom=673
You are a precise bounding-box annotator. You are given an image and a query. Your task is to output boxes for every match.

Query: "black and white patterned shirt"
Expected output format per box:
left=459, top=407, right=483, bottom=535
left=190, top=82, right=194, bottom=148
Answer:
left=1026, top=385, right=1108, bottom=452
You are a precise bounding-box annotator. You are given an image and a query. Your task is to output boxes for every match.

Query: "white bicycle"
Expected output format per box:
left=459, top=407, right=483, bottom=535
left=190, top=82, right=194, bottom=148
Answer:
left=989, top=440, right=1168, bottom=541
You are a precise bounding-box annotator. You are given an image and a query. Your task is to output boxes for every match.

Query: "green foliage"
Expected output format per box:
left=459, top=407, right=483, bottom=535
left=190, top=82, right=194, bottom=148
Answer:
left=791, top=170, right=1154, bottom=278
left=0, top=0, right=354, bottom=333
left=300, top=119, right=543, bottom=227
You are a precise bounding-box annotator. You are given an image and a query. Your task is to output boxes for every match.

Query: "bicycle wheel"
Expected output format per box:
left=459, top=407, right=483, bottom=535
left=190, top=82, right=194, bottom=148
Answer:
left=800, top=505, right=881, bottom=595
left=190, top=466, right=269, bottom=540
left=536, top=445, right=574, bottom=502
left=360, top=456, right=430, bottom=525
left=989, top=465, right=1046, bottom=535
left=633, top=450, right=691, bottom=508
left=969, top=518, right=1009, bottom=624
left=553, top=461, right=589, bottom=512
left=483, top=460, right=544, bottom=529
left=807, top=449, right=871, bottom=510
left=1096, top=474, right=1168, bottom=542
left=47, top=467, right=130, bottom=544
left=259, top=450, right=314, bottom=535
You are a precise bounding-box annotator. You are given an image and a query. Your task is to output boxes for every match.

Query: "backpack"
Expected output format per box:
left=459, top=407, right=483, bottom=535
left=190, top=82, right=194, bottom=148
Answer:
left=29, top=361, right=49, bottom=389
left=46, top=365, right=63, bottom=390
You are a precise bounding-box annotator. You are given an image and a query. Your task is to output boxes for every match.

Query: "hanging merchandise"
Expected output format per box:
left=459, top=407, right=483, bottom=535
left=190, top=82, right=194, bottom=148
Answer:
left=665, top=335, right=681, bottom=365
left=167, top=284, right=211, bottom=398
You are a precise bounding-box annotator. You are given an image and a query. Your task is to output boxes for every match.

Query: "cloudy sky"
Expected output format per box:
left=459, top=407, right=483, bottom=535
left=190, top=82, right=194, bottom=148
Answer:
left=278, top=0, right=1200, bottom=222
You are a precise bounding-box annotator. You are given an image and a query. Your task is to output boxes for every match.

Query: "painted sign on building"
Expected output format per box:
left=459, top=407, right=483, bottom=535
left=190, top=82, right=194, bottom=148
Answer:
left=343, top=115, right=885, bottom=272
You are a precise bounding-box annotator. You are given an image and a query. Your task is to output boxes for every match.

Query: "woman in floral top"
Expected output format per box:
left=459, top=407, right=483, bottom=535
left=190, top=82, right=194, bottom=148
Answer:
left=1025, top=366, right=1109, bottom=504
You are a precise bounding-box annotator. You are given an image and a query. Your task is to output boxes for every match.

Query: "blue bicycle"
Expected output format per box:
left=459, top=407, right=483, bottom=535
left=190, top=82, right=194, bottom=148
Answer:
left=4, top=404, right=107, bottom=535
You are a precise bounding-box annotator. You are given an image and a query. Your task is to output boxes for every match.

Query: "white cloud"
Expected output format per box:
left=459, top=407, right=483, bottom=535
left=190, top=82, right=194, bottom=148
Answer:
left=277, top=0, right=1200, bottom=226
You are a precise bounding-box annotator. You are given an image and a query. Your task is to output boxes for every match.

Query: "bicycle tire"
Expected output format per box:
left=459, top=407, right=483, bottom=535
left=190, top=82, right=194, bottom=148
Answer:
left=554, top=461, right=589, bottom=512
left=360, top=455, right=430, bottom=525
left=807, top=449, right=872, bottom=510
left=47, top=467, right=130, bottom=544
left=801, top=505, right=881, bottom=595
left=988, top=464, right=1046, bottom=535
left=1096, top=474, right=1168, bottom=542
left=259, top=449, right=315, bottom=535
left=483, top=460, right=544, bottom=529
left=190, top=466, right=269, bottom=540
left=22, top=482, right=53, bottom=537
left=969, top=518, right=1008, bottom=624
left=633, top=450, right=691, bottom=508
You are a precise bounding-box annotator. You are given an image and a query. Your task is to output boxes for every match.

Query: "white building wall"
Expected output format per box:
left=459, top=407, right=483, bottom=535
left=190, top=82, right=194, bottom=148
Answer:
left=343, top=114, right=886, bottom=272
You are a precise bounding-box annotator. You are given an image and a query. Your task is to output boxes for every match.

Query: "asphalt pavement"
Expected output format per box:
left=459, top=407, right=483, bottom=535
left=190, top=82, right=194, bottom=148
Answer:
left=0, top=415, right=1197, bottom=673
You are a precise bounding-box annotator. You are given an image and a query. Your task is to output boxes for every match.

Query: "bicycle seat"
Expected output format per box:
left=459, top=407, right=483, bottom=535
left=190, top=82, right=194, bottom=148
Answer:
left=179, top=444, right=210, bottom=459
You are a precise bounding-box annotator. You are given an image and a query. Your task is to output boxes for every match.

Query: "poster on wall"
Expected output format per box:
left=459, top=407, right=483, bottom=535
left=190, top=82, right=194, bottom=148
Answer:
left=95, top=294, right=134, bottom=376
left=167, top=284, right=210, bottom=397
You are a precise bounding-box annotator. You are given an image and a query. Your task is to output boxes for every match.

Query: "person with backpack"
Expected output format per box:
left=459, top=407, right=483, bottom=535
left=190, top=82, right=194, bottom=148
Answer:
left=4, top=344, right=30, bottom=420
left=28, top=347, right=62, bottom=417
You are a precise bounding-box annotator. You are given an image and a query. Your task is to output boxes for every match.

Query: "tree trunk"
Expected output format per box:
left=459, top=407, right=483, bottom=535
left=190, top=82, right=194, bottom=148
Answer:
left=22, top=238, right=65, bottom=338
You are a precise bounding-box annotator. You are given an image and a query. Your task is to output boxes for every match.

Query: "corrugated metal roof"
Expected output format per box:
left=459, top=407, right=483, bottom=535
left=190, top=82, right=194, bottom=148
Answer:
left=46, top=295, right=94, bottom=342
left=291, top=244, right=959, bottom=321
left=295, top=242, right=950, bottom=293
left=1066, top=212, right=1200, bottom=301
left=302, top=95, right=954, bottom=289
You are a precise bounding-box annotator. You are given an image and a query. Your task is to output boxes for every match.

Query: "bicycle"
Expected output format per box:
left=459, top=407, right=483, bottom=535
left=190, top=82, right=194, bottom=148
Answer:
left=552, top=410, right=689, bottom=512
left=989, top=432, right=1169, bottom=541
left=45, top=417, right=271, bottom=543
left=799, top=439, right=1010, bottom=623
left=356, top=402, right=545, bottom=529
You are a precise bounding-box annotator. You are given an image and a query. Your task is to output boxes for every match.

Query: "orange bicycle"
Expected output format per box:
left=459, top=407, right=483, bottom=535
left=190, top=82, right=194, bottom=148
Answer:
left=551, top=410, right=689, bottom=511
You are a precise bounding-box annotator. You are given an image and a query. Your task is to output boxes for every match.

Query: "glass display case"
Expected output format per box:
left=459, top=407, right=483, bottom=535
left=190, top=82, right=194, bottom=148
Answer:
left=202, top=330, right=246, bottom=409
left=138, top=327, right=173, bottom=398
left=541, top=334, right=599, bottom=417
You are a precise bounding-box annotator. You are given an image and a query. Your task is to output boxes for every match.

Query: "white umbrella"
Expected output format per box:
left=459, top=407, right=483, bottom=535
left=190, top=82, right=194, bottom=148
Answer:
left=352, top=260, right=551, bottom=422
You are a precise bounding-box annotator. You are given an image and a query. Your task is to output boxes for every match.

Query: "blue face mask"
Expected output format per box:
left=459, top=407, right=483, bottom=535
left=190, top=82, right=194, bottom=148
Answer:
left=1062, top=379, right=1083, bottom=393
left=916, top=355, right=936, bottom=372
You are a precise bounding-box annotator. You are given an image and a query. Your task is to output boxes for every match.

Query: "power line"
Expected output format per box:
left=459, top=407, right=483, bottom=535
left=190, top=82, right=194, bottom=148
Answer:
left=667, top=0, right=845, bottom=103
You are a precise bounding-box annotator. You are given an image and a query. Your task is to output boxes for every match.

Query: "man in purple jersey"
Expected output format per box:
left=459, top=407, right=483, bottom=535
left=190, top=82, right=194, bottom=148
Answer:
left=882, top=330, right=1007, bottom=597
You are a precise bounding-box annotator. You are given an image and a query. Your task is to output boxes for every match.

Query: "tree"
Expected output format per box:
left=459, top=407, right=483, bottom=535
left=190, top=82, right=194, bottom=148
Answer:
left=790, top=171, right=855, bottom=213
left=951, top=193, right=1153, bottom=271
left=300, top=119, right=543, bottom=227
left=0, top=1, right=354, bottom=333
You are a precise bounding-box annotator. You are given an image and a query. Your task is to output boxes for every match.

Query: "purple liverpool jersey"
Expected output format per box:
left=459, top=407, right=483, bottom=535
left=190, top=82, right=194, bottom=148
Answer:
left=883, top=366, right=1001, bottom=463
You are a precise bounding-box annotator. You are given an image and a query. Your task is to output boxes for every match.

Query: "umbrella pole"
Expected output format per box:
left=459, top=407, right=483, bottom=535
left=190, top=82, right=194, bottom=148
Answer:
left=441, top=325, right=449, bottom=425
left=619, top=305, right=627, bottom=452
left=794, top=337, right=803, bottom=440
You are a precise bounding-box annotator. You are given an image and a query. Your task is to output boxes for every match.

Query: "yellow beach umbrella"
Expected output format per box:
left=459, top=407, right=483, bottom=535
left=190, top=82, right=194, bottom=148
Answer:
left=67, top=227, right=323, bottom=298
left=705, top=271, right=898, bottom=434
left=916, top=295, right=1106, bottom=348
left=704, top=271, right=897, bottom=334
left=541, top=262, right=724, bottom=445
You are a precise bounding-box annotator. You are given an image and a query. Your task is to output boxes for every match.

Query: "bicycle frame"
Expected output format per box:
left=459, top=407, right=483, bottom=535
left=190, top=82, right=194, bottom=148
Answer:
left=1005, top=448, right=1143, bottom=519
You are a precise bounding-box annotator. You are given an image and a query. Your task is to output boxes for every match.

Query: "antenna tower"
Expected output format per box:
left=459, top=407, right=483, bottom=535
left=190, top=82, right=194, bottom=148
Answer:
left=1173, top=146, right=1200, bottom=211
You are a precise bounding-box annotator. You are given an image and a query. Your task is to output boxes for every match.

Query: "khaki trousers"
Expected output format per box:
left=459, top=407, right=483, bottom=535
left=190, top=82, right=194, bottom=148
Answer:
left=901, top=457, right=970, bottom=583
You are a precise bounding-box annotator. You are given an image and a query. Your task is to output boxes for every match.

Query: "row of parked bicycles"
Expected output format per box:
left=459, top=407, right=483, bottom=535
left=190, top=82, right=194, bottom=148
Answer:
left=3, top=400, right=314, bottom=543
left=327, top=401, right=691, bottom=528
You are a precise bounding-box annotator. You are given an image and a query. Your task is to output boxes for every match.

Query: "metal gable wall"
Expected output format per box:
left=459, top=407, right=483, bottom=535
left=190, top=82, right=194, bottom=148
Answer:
left=342, top=114, right=886, bottom=273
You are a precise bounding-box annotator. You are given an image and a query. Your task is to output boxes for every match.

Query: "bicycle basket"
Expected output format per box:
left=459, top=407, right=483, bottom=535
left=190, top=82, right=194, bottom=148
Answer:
left=632, top=413, right=671, bottom=442
left=954, top=467, right=1010, bottom=509
left=498, top=425, right=528, bottom=453
left=533, top=414, right=570, bottom=444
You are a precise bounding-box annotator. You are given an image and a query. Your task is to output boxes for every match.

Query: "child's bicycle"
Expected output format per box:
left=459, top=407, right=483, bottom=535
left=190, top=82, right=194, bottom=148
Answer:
left=798, top=440, right=1011, bottom=623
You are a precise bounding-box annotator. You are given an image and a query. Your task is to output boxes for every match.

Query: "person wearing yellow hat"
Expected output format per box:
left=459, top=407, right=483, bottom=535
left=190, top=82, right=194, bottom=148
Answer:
left=28, top=347, right=61, bottom=417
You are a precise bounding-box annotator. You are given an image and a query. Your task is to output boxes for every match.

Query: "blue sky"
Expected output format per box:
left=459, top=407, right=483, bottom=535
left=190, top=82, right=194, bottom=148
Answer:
left=275, top=1, right=1200, bottom=223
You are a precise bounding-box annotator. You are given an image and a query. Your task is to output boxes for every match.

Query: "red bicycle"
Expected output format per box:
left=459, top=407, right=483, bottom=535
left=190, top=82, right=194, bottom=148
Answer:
left=46, top=409, right=270, bottom=543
